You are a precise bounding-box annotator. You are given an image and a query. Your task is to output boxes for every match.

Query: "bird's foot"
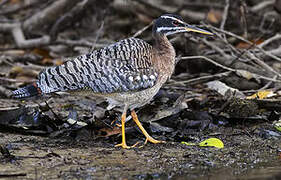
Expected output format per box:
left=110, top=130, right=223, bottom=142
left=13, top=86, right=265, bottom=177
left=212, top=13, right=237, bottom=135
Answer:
left=115, top=141, right=139, bottom=149
left=144, top=136, right=165, bottom=145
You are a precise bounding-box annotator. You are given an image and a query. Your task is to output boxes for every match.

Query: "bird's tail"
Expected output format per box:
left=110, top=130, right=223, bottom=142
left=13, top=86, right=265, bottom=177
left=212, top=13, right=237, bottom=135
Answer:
left=12, top=82, right=42, bottom=99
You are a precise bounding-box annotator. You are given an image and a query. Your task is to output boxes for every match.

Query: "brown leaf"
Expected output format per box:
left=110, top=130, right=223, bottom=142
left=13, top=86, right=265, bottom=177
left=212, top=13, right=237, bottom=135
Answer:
left=9, top=66, right=38, bottom=79
left=54, top=59, right=64, bottom=66
left=41, top=58, right=54, bottom=65
left=236, top=39, right=264, bottom=49
left=98, top=126, right=121, bottom=137
left=207, top=9, right=222, bottom=24
left=31, top=48, right=51, bottom=59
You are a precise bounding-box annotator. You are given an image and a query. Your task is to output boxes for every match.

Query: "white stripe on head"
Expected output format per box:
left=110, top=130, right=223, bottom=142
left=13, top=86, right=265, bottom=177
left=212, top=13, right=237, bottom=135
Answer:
left=160, top=15, right=186, bottom=24
left=156, top=26, right=183, bottom=32
left=165, top=29, right=187, bottom=35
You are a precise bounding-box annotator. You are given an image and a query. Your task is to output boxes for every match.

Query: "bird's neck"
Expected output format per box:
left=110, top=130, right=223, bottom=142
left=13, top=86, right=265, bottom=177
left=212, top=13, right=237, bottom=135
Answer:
left=152, top=33, right=176, bottom=82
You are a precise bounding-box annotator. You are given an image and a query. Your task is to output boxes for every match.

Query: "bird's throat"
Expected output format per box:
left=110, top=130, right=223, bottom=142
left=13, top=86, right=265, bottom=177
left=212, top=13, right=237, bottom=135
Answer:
left=152, top=34, right=176, bottom=81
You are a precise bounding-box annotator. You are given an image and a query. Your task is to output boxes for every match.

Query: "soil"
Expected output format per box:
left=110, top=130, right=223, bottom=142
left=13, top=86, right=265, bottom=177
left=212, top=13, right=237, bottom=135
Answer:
left=0, top=97, right=280, bottom=180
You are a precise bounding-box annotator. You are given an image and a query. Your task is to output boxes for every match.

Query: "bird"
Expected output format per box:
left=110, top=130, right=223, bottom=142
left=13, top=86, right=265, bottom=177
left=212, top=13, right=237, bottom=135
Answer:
left=12, top=14, right=213, bottom=149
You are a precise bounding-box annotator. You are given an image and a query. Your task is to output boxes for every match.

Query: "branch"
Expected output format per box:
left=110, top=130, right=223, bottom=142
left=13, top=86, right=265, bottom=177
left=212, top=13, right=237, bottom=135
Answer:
left=0, top=0, right=81, bottom=49
left=204, top=23, right=281, bottom=63
left=220, top=0, right=230, bottom=30
left=23, top=0, right=81, bottom=33
left=168, top=71, right=232, bottom=86
left=133, top=21, right=153, bottom=38
left=251, top=0, right=275, bottom=13
left=258, top=33, right=281, bottom=48
left=11, top=27, right=50, bottom=48
left=178, top=56, right=281, bottom=83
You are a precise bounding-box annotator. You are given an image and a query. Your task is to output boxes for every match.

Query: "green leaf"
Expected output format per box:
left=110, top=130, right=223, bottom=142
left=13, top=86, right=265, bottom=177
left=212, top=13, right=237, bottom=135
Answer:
left=274, top=121, right=281, bottom=132
left=199, top=138, right=224, bottom=148
left=181, top=138, right=224, bottom=149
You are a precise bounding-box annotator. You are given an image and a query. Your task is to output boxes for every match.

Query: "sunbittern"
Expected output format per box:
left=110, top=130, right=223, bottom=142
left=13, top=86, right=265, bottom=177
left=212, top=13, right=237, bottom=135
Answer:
left=13, top=14, right=213, bottom=149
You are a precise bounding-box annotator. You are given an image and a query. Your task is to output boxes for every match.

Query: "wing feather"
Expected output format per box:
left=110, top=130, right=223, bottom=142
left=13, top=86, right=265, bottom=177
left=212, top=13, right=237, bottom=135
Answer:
left=38, top=38, right=158, bottom=94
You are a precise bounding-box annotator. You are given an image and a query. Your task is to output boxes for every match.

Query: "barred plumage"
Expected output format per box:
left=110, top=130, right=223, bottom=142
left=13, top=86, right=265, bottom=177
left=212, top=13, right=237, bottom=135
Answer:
left=37, top=38, right=157, bottom=95
left=12, top=82, right=42, bottom=98
left=12, top=14, right=212, bottom=149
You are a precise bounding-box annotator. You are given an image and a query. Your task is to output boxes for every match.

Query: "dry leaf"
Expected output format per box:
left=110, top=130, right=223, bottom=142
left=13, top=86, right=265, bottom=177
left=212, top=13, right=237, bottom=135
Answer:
left=54, top=59, right=64, bottom=66
left=236, top=39, right=264, bottom=49
left=246, top=90, right=276, bottom=99
left=98, top=126, right=121, bottom=137
left=32, top=48, right=51, bottom=59
left=236, top=70, right=253, bottom=80
left=41, top=58, right=54, bottom=65
left=207, top=9, right=222, bottom=24
left=9, top=66, right=38, bottom=79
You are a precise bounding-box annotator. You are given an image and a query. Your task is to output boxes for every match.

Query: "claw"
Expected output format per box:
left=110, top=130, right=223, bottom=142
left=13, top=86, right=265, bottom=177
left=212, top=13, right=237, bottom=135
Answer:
left=115, top=108, right=164, bottom=149
left=115, top=141, right=140, bottom=149
left=115, top=143, right=131, bottom=149
left=131, top=110, right=165, bottom=147
left=144, top=136, right=165, bottom=145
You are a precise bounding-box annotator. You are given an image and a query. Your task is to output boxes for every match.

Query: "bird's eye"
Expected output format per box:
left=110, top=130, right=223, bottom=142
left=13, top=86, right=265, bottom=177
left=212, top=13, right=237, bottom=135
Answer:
left=172, top=21, right=180, bottom=26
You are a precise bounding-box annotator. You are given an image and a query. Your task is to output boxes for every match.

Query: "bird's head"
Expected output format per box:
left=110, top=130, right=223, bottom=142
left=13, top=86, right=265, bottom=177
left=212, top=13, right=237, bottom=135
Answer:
left=153, top=14, right=213, bottom=36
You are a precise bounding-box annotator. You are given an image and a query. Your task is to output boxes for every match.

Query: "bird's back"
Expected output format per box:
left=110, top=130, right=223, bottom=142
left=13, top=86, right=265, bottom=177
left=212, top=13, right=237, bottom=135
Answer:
left=13, top=38, right=159, bottom=98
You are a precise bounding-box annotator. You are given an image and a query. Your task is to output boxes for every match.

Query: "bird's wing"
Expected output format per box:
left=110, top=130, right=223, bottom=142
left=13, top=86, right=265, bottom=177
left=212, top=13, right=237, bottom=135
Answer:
left=38, top=38, right=158, bottom=94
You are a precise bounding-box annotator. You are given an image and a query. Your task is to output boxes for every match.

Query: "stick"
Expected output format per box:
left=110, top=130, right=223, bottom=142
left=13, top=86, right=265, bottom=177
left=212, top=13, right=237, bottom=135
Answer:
left=133, top=22, right=153, bottom=38
left=220, top=0, right=230, bottom=30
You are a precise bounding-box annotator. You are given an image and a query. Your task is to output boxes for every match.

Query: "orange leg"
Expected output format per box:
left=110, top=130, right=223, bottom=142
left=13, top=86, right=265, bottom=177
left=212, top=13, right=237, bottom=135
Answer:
left=115, top=107, right=138, bottom=149
left=131, top=110, right=165, bottom=145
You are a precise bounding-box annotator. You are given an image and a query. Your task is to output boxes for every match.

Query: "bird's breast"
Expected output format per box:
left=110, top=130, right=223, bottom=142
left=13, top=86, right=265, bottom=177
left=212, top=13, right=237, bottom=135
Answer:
left=104, top=82, right=162, bottom=109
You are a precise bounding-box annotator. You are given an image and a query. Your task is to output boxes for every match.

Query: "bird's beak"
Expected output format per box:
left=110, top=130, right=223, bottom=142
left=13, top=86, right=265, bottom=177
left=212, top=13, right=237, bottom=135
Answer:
left=185, top=24, right=213, bottom=35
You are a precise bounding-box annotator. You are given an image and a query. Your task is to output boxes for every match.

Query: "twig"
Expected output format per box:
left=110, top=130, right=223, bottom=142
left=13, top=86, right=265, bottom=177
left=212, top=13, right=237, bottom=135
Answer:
left=258, top=33, right=281, bottom=48
left=258, top=75, right=277, bottom=91
left=0, top=78, right=35, bottom=84
left=168, top=71, right=232, bottom=86
left=0, top=0, right=82, bottom=49
left=241, top=2, right=249, bottom=38
left=133, top=21, right=153, bottom=38
left=178, top=56, right=235, bottom=72
left=220, top=0, right=230, bottom=30
left=178, top=56, right=281, bottom=83
left=201, top=39, right=230, bottom=59
left=211, top=31, right=242, bottom=58
left=0, top=86, right=11, bottom=98
left=250, top=0, right=275, bottom=13
left=0, top=22, right=20, bottom=31
left=0, top=0, right=9, bottom=8
left=203, top=23, right=252, bottom=44
left=0, top=0, right=42, bottom=15
left=203, top=23, right=281, bottom=62
left=258, top=46, right=281, bottom=63
left=55, top=38, right=107, bottom=49
left=11, top=27, right=50, bottom=48
left=23, top=0, right=81, bottom=32
left=265, top=45, right=281, bottom=56
left=91, top=21, right=105, bottom=51
left=247, top=52, right=281, bottom=77
left=49, top=0, right=89, bottom=40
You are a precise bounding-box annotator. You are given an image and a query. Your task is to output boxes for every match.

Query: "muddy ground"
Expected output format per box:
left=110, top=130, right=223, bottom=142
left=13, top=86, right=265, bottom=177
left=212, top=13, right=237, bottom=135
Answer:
left=0, top=96, right=280, bottom=180
left=0, top=133, right=280, bottom=180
